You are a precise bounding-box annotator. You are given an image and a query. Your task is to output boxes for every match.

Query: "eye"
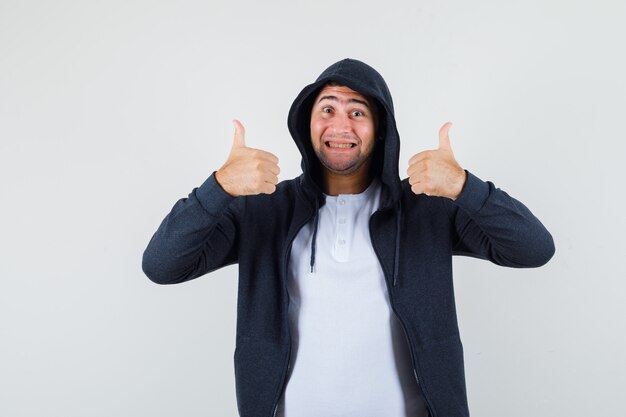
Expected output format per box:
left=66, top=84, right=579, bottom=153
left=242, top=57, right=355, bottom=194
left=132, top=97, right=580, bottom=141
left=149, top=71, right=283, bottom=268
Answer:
left=352, top=110, right=364, bottom=117
left=322, top=107, right=333, bottom=113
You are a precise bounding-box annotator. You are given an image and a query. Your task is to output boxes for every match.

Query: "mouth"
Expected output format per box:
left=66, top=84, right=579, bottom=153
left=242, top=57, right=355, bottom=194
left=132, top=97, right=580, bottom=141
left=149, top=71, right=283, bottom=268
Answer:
left=325, top=141, right=356, bottom=149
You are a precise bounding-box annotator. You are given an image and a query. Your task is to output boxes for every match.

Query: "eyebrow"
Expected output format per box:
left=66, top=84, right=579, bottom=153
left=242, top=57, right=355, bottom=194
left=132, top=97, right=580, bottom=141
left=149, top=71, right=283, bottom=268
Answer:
left=317, top=95, right=370, bottom=109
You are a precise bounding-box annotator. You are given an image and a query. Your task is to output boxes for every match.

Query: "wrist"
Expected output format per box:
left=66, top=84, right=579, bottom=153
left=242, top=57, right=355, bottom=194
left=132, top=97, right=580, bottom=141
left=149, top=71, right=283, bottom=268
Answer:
left=450, top=169, right=467, bottom=201
left=215, top=170, right=237, bottom=197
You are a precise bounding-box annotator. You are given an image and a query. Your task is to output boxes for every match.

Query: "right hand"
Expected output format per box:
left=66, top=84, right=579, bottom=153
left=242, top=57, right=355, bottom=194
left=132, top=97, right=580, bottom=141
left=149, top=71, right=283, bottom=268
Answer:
left=215, top=120, right=280, bottom=196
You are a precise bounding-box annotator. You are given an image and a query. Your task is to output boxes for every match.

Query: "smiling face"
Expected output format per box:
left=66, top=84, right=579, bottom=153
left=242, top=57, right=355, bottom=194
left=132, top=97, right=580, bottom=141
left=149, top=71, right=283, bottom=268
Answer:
left=310, top=84, right=377, bottom=178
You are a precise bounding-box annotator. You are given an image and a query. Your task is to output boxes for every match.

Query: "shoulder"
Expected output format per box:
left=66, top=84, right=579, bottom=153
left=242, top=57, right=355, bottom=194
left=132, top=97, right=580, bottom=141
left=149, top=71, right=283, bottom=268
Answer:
left=243, top=176, right=302, bottom=210
left=400, top=178, right=455, bottom=221
left=399, top=178, right=448, bottom=207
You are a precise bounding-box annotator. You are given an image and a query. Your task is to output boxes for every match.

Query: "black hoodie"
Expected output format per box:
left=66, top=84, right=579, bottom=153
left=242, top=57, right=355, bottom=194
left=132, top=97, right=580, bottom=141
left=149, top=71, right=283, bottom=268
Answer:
left=143, top=58, right=555, bottom=417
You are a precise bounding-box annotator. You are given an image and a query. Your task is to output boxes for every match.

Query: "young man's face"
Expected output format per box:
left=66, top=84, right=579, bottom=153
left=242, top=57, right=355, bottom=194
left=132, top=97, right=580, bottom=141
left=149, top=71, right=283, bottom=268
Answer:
left=310, top=84, right=377, bottom=176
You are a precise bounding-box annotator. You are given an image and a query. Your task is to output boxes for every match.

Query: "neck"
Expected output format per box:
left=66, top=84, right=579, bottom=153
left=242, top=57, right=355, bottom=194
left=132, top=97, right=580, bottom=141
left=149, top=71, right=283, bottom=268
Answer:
left=321, top=164, right=374, bottom=196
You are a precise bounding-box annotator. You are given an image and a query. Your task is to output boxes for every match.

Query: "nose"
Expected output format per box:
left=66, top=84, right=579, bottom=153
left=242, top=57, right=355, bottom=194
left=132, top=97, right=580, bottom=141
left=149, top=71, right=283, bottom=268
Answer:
left=331, top=112, right=352, bottom=135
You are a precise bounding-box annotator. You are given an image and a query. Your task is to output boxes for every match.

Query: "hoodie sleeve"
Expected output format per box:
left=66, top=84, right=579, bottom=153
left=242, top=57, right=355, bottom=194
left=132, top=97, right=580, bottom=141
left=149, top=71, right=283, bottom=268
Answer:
left=142, top=172, right=242, bottom=284
left=443, top=170, right=555, bottom=267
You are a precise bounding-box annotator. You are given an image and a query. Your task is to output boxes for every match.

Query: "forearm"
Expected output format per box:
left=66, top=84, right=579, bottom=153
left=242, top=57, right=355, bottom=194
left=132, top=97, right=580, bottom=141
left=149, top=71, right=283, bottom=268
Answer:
left=142, top=172, right=240, bottom=284
left=447, top=171, right=555, bottom=267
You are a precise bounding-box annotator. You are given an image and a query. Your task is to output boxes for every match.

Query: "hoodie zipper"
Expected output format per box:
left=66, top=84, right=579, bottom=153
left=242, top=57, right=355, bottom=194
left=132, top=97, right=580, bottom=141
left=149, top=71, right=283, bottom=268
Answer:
left=368, top=211, right=437, bottom=417
left=271, top=211, right=315, bottom=417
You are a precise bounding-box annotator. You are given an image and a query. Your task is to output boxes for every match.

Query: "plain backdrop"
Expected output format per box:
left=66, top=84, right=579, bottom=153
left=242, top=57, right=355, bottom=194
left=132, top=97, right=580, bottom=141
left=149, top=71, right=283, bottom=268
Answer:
left=1, top=0, right=625, bottom=416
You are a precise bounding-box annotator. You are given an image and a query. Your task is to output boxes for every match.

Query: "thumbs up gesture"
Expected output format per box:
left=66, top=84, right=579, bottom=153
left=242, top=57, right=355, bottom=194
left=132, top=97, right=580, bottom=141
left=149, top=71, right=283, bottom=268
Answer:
left=215, top=120, right=280, bottom=196
left=407, top=122, right=467, bottom=200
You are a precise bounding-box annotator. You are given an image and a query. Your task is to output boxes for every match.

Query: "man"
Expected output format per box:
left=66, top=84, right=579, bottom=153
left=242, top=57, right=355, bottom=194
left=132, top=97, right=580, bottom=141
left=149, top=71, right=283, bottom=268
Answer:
left=142, top=58, right=555, bottom=417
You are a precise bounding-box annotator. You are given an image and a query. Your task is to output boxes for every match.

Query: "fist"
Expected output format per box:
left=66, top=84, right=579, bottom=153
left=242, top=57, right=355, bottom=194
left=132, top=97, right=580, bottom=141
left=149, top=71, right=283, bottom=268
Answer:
left=407, top=122, right=467, bottom=200
left=215, top=120, right=280, bottom=196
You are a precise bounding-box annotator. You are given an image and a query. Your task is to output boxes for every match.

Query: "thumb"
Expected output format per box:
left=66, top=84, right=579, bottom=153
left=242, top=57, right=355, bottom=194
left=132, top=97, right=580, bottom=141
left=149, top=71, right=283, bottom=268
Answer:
left=232, top=119, right=246, bottom=149
left=438, top=121, right=453, bottom=151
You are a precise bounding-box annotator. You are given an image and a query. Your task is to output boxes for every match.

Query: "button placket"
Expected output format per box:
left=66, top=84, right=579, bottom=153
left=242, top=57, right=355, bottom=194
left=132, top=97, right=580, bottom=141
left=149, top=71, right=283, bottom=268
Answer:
left=335, top=196, right=349, bottom=261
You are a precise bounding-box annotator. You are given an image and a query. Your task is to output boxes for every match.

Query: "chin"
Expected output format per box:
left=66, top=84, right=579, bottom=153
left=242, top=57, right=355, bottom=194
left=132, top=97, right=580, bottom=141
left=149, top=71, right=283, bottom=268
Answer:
left=324, top=160, right=366, bottom=176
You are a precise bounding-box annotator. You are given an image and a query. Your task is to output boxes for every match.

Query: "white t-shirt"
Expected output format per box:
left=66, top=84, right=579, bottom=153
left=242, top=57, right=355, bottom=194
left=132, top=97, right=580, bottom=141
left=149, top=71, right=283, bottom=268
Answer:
left=276, top=179, right=429, bottom=417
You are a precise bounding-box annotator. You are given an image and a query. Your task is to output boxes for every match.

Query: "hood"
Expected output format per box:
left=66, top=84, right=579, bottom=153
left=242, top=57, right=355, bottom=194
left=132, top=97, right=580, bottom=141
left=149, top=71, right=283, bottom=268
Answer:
left=287, top=58, right=402, bottom=208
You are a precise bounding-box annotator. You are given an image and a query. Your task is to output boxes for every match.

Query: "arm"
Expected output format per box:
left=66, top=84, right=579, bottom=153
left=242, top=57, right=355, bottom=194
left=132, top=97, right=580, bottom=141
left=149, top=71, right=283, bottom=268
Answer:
left=142, top=120, right=280, bottom=284
left=443, top=171, right=555, bottom=267
left=408, top=122, right=554, bottom=267
left=142, top=173, right=241, bottom=284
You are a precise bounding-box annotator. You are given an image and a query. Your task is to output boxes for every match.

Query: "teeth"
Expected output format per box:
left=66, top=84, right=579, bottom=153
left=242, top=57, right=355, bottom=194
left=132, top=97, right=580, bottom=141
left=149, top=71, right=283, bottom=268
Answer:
left=328, top=142, right=353, bottom=148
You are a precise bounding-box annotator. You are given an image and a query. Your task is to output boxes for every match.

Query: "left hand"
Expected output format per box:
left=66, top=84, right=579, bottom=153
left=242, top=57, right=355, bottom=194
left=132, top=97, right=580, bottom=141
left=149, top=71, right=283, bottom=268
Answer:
left=407, top=122, right=467, bottom=200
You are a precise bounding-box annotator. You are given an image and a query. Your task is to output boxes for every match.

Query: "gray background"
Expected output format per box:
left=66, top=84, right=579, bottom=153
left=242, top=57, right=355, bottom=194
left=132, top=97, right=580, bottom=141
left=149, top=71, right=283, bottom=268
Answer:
left=1, top=0, right=624, bottom=416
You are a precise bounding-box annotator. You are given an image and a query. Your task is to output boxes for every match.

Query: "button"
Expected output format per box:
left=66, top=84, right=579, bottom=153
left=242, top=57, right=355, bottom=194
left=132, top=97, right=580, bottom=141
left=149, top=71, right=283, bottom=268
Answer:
left=338, top=199, right=345, bottom=205
left=338, top=239, right=346, bottom=245
left=338, top=218, right=346, bottom=224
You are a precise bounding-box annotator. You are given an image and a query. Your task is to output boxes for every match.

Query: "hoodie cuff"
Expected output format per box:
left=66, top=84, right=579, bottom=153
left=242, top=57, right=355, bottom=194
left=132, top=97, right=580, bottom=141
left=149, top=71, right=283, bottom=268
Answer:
left=452, top=170, right=490, bottom=215
left=195, top=172, right=237, bottom=216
